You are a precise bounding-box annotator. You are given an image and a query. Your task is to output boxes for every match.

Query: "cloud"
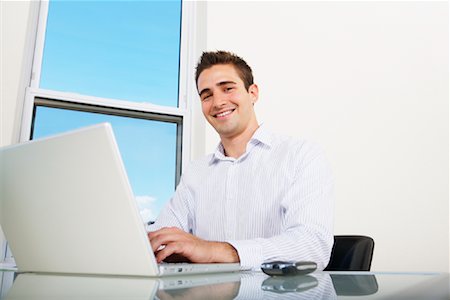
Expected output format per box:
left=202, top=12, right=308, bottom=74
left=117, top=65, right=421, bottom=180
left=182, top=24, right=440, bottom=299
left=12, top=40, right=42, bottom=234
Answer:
left=135, top=195, right=156, bottom=206
left=135, top=195, right=157, bottom=224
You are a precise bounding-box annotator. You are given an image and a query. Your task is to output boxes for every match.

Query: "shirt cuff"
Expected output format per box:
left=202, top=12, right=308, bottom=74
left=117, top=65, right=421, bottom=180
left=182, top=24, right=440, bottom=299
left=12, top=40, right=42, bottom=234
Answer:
left=227, top=239, right=263, bottom=270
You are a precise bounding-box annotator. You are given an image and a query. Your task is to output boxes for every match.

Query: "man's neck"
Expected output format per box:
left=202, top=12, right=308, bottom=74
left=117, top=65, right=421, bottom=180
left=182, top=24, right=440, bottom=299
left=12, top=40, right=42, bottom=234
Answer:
left=220, top=123, right=260, bottom=159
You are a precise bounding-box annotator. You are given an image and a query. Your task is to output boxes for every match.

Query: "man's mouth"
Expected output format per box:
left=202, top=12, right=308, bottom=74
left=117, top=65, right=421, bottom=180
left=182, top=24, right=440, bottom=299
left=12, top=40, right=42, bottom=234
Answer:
left=214, top=109, right=235, bottom=118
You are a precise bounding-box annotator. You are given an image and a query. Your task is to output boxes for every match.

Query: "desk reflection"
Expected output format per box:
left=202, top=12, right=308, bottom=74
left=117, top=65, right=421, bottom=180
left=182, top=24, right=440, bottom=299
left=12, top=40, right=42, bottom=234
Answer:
left=330, top=274, right=378, bottom=296
left=261, top=275, right=318, bottom=293
left=156, top=281, right=240, bottom=300
left=245, top=272, right=336, bottom=299
left=156, top=273, right=336, bottom=300
left=4, top=272, right=158, bottom=299
left=2, top=271, right=413, bottom=300
left=4, top=272, right=337, bottom=300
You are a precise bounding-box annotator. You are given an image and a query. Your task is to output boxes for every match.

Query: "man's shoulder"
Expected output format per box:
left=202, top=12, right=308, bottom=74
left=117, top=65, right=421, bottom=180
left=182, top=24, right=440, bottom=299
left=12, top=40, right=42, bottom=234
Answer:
left=269, top=130, right=318, bottom=152
left=267, top=130, right=327, bottom=164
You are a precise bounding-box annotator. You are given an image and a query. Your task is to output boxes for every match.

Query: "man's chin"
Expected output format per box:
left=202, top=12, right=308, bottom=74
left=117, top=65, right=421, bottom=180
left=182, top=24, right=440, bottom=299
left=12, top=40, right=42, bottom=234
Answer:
left=213, top=125, right=238, bottom=138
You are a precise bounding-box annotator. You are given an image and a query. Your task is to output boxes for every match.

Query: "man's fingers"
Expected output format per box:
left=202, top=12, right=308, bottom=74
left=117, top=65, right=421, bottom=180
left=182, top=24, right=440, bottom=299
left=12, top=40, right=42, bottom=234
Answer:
left=148, top=227, right=193, bottom=252
left=149, top=233, right=184, bottom=252
left=149, top=233, right=167, bottom=252
left=155, top=242, right=183, bottom=263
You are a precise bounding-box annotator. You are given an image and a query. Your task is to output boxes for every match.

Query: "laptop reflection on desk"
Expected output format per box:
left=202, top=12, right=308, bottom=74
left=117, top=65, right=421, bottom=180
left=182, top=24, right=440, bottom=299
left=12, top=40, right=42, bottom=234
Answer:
left=4, top=272, right=242, bottom=300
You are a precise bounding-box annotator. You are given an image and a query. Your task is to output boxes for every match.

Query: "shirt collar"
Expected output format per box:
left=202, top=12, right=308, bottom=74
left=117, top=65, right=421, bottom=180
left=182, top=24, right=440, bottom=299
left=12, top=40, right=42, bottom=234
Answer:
left=210, top=124, right=273, bottom=163
left=251, top=124, right=273, bottom=148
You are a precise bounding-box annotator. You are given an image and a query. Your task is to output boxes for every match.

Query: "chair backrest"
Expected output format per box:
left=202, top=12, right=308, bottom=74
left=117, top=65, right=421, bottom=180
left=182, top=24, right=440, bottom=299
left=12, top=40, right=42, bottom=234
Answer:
left=324, top=235, right=374, bottom=271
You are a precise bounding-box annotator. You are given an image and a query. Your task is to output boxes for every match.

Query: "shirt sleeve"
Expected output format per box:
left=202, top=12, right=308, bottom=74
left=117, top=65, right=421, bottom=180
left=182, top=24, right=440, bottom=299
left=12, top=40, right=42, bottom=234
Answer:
left=146, top=176, right=194, bottom=233
left=228, top=144, right=334, bottom=270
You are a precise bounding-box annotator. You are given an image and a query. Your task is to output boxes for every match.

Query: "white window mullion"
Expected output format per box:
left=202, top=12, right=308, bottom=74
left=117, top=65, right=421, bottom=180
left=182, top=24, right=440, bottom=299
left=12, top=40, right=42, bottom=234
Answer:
left=179, top=0, right=199, bottom=170
left=29, top=0, right=49, bottom=89
left=27, top=88, right=187, bottom=118
left=19, top=88, right=37, bottom=142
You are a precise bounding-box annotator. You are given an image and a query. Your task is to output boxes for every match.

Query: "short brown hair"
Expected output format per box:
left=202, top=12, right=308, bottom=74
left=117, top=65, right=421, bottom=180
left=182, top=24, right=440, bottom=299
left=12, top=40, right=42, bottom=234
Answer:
left=195, top=51, right=254, bottom=91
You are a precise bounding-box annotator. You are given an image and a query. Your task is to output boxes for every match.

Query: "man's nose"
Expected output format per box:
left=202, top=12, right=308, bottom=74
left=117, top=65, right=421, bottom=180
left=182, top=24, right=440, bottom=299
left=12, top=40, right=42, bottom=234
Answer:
left=212, top=92, right=227, bottom=108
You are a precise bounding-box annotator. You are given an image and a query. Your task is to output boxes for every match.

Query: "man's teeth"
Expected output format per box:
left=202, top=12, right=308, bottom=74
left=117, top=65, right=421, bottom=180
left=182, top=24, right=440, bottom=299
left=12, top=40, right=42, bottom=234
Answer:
left=216, top=110, right=233, bottom=117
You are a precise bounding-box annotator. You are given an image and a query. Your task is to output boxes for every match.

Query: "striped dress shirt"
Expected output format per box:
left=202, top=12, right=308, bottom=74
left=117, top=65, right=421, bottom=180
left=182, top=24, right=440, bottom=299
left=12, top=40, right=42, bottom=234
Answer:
left=149, top=125, right=334, bottom=270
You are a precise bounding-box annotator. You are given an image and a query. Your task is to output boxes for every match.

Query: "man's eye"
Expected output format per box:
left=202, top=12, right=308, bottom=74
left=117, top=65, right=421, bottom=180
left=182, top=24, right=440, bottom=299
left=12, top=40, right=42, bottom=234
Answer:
left=225, top=87, right=234, bottom=92
left=202, top=95, right=211, bottom=101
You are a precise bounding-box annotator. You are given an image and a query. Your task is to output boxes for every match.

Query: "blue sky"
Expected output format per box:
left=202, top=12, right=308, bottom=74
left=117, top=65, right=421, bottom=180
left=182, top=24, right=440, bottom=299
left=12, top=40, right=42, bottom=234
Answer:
left=41, top=0, right=181, bottom=106
left=35, top=0, right=182, bottom=223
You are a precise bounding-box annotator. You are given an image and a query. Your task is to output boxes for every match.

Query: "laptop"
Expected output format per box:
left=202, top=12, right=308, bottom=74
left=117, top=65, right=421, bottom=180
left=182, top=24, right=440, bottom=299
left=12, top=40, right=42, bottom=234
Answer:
left=0, top=123, right=240, bottom=277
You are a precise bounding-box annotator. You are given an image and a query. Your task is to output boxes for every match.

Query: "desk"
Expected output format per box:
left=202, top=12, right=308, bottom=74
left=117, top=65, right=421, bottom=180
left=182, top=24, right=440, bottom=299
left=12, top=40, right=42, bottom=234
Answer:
left=0, top=270, right=448, bottom=299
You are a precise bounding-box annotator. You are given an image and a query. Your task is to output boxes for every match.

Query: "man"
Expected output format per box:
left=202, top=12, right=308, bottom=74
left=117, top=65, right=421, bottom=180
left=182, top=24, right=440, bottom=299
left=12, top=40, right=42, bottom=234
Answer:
left=148, top=51, right=334, bottom=270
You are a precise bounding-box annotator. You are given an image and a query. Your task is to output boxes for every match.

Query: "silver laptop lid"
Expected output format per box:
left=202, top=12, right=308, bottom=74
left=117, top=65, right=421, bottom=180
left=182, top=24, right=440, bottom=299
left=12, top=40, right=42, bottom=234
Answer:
left=0, top=123, right=159, bottom=276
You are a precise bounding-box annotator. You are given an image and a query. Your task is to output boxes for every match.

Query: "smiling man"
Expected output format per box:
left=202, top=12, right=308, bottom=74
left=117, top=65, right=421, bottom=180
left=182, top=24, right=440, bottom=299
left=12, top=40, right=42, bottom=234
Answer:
left=148, top=51, right=334, bottom=270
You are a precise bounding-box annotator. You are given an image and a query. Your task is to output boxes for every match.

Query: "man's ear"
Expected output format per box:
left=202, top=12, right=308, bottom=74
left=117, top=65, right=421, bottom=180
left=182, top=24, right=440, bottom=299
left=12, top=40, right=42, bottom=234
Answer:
left=248, top=84, right=259, bottom=104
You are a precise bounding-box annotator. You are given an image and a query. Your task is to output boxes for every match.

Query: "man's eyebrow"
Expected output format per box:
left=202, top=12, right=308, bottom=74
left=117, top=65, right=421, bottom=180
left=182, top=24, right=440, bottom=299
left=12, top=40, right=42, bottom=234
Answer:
left=198, top=81, right=237, bottom=97
left=217, top=80, right=237, bottom=87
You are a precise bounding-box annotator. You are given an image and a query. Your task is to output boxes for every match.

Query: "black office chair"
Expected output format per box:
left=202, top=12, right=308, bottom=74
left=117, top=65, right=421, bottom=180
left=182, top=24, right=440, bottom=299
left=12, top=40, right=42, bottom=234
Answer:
left=324, top=235, right=374, bottom=271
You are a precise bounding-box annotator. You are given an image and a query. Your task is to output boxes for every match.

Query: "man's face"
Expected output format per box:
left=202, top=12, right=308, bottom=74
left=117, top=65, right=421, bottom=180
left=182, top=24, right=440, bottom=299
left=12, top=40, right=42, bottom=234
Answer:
left=197, top=64, right=258, bottom=139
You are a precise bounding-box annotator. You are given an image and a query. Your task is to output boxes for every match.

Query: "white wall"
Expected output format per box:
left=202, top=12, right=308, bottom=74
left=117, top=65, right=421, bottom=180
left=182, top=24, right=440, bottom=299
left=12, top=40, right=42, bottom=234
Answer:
left=205, top=1, right=449, bottom=272
left=0, top=0, right=37, bottom=260
left=0, top=1, right=34, bottom=147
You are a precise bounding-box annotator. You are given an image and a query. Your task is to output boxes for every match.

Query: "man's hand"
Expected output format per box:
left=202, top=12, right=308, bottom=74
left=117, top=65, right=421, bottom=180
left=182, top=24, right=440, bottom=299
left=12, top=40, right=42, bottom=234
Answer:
left=148, top=227, right=239, bottom=264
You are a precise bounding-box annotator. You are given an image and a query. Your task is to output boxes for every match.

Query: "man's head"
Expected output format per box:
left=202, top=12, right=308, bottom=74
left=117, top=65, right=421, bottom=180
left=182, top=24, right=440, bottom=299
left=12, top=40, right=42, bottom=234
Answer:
left=195, top=51, right=254, bottom=91
left=195, top=51, right=259, bottom=142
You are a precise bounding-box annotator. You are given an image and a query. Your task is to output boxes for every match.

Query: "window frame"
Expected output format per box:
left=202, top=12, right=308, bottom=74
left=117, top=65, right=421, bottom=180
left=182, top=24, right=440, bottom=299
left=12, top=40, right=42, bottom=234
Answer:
left=20, top=0, right=196, bottom=178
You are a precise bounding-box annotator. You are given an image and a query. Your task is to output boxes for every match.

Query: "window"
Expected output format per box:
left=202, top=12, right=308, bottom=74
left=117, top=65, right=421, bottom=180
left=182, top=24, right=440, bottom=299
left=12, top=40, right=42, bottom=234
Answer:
left=20, top=0, right=194, bottom=224
left=39, top=0, right=182, bottom=107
